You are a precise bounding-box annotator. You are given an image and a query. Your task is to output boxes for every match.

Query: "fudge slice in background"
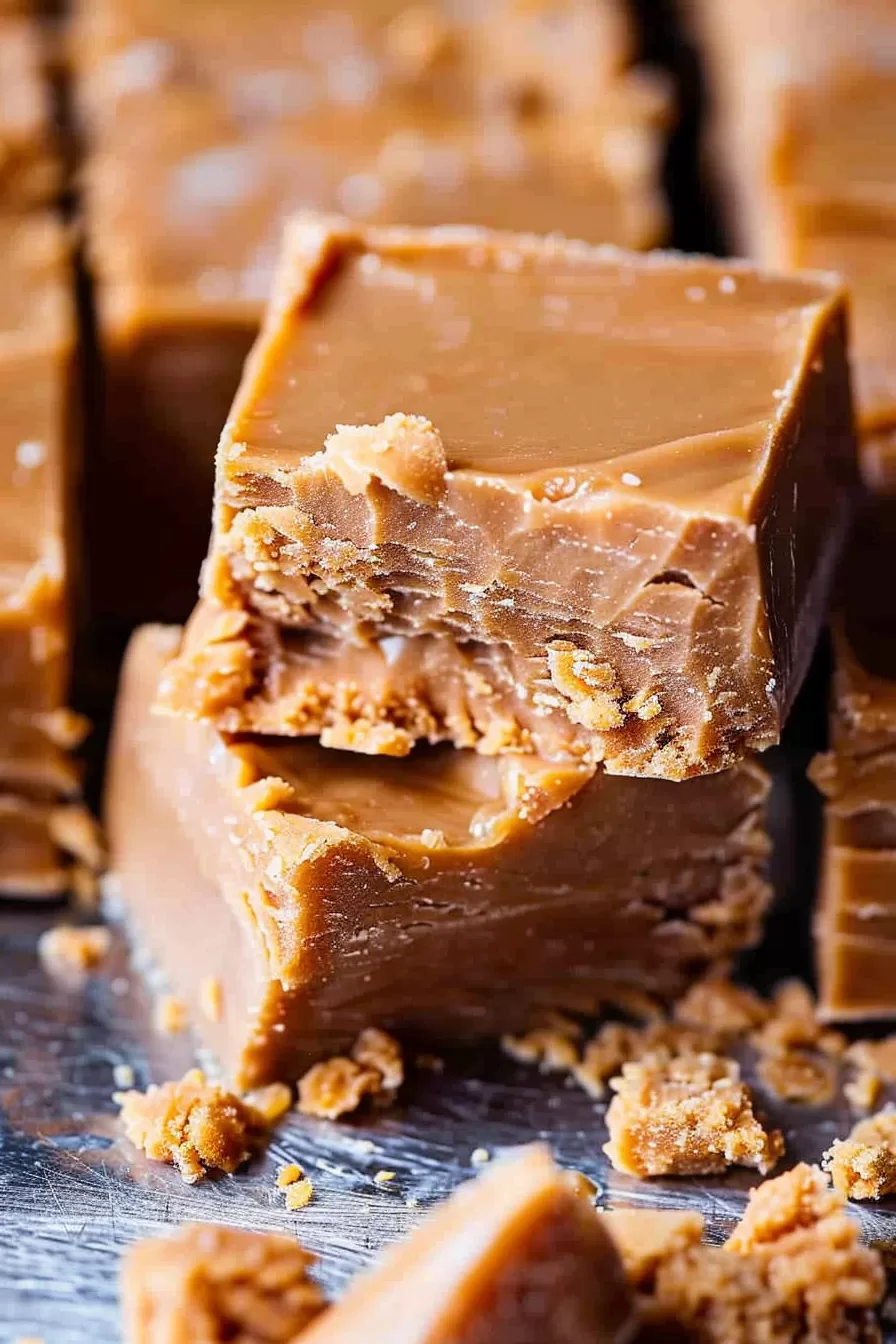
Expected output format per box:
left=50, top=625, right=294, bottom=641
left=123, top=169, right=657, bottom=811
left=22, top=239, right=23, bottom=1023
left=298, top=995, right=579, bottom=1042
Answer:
left=690, top=0, right=896, bottom=493
left=108, top=624, right=770, bottom=1088
left=73, top=0, right=671, bottom=625
left=162, top=216, right=857, bottom=780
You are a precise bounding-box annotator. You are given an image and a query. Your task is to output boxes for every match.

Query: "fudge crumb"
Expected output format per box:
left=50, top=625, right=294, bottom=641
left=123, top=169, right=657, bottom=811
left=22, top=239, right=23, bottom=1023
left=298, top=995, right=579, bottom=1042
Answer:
left=113, top=1063, right=136, bottom=1090
left=751, top=980, right=846, bottom=1059
left=845, top=1037, right=896, bottom=1112
left=602, top=1208, right=704, bottom=1286
left=674, top=977, right=770, bottom=1036
left=153, top=994, right=188, bottom=1035
left=574, top=1021, right=719, bottom=1099
left=845, top=1069, right=884, bottom=1114
left=284, top=1177, right=314, bottom=1210
left=374, top=1170, right=396, bottom=1185
left=501, top=1021, right=580, bottom=1074
left=276, top=1163, right=303, bottom=1189
left=564, top=1170, right=598, bottom=1201
left=38, top=924, right=111, bottom=984
left=756, top=1049, right=837, bottom=1106
left=121, top=1223, right=324, bottom=1340
left=825, top=1110, right=896, bottom=1201
left=243, top=1082, right=293, bottom=1125
left=297, top=1030, right=404, bottom=1120
left=116, top=1068, right=267, bottom=1183
left=546, top=641, right=625, bottom=731
left=470, top=1147, right=490, bottom=1166
left=200, top=974, right=224, bottom=1023
left=604, top=1053, right=784, bottom=1178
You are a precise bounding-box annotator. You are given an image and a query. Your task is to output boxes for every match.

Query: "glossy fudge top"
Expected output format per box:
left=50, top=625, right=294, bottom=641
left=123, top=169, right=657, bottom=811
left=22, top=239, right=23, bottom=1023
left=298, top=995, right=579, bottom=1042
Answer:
left=222, top=218, right=845, bottom=515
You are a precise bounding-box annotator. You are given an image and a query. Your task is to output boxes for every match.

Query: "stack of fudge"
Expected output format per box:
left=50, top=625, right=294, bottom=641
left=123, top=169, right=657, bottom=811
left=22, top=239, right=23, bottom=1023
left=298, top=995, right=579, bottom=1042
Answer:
left=107, top=209, right=857, bottom=1086
left=687, top=0, right=896, bottom=1019
left=0, top=11, right=96, bottom=896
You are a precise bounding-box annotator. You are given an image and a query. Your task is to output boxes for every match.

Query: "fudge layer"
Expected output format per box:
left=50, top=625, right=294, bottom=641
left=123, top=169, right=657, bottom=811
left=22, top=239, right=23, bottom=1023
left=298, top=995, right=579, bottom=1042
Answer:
left=75, top=0, right=669, bottom=624
left=163, top=217, right=857, bottom=780
left=109, top=624, right=772, bottom=1087
left=812, top=500, right=896, bottom=1019
left=302, top=1146, right=635, bottom=1344
left=691, top=0, right=896, bottom=487
left=0, top=214, right=88, bottom=895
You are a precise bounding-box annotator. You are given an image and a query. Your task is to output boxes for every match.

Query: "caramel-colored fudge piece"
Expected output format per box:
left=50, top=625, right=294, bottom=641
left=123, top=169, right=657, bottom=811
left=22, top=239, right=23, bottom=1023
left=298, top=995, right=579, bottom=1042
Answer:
left=107, top=625, right=771, bottom=1088
left=692, top=0, right=896, bottom=485
left=75, top=0, right=668, bottom=624
left=167, top=215, right=856, bottom=779
left=825, top=1110, right=896, bottom=1202
left=811, top=500, right=896, bottom=1020
left=0, top=17, right=59, bottom=210
left=603, top=1053, right=783, bottom=1178
left=301, top=1145, right=635, bottom=1344
left=121, top=1223, right=325, bottom=1344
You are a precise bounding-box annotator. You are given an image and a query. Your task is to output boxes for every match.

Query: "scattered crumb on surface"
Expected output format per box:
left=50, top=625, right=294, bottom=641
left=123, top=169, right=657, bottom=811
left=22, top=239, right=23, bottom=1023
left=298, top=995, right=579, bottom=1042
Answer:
left=604, top=1053, right=784, bottom=1178
left=38, top=924, right=111, bottom=983
left=825, top=1110, right=896, bottom=1201
left=297, top=1029, right=404, bottom=1120
left=844, top=1038, right=896, bottom=1114
left=113, top=1063, right=136, bottom=1090
left=574, top=1020, right=719, bottom=1099
left=471, top=1147, right=490, bottom=1166
left=243, top=1081, right=293, bottom=1124
left=116, top=1068, right=269, bottom=1183
left=374, top=1170, right=396, bottom=1185
left=200, top=974, right=224, bottom=1023
left=276, top=1163, right=303, bottom=1189
left=153, top=993, right=189, bottom=1036
left=674, top=978, right=770, bottom=1036
left=607, top=1165, right=884, bottom=1343
left=121, top=1223, right=324, bottom=1341
left=756, top=1049, right=836, bottom=1106
left=284, top=1178, right=314, bottom=1211
left=501, top=1017, right=580, bottom=1073
left=750, top=981, right=846, bottom=1060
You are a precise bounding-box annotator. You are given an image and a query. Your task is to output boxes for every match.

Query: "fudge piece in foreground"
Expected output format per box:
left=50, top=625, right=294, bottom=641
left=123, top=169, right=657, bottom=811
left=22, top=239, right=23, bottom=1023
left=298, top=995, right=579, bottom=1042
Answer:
left=75, top=0, right=669, bottom=624
left=167, top=215, right=857, bottom=780
left=0, top=16, right=59, bottom=210
left=108, top=625, right=771, bottom=1088
left=691, top=0, right=896, bottom=488
left=121, top=1223, right=325, bottom=1344
left=0, top=215, right=93, bottom=896
left=301, top=1145, right=634, bottom=1344
left=811, top=500, right=896, bottom=1019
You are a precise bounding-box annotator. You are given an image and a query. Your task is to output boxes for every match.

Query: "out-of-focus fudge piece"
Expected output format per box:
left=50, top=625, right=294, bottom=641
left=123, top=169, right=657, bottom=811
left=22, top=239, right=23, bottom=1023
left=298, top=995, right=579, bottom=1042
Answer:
left=812, top=499, right=896, bottom=1020
left=75, top=0, right=670, bottom=625
left=108, top=624, right=771, bottom=1088
left=0, top=16, right=59, bottom=210
left=301, top=1145, right=634, bottom=1344
left=122, top=1223, right=326, bottom=1344
left=691, top=0, right=896, bottom=487
left=166, top=216, right=857, bottom=780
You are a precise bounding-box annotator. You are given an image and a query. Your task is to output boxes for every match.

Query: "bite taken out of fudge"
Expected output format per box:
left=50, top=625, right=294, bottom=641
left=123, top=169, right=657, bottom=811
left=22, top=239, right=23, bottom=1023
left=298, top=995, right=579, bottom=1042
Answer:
left=107, top=624, right=772, bottom=1088
left=159, top=215, right=858, bottom=780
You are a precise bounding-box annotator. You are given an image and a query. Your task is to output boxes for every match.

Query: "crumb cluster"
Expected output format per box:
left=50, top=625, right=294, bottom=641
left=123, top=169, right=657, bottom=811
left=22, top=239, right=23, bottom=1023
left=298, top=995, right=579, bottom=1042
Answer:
left=298, top=1028, right=404, bottom=1120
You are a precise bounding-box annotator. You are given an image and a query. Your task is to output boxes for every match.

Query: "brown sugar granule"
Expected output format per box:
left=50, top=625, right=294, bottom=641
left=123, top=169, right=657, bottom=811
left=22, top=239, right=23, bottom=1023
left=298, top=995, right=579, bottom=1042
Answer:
left=297, top=1029, right=403, bottom=1120
left=37, top=924, right=111, bottom=984
left=603, top=1053, right=784, bottom=1178
left=756, top=1049, right=837, bottom=1106
left=825, top=1110, right=896, bottom=1201
left=153, top=994, right=189, bottom=1036
left=674, top=977, right=770, bottom=1037
left=574, top=1021, right=720, bottom=1099
left=121, top=1223, right=325, bottom=1342
left=116, top=1068, right=267, bottom=1184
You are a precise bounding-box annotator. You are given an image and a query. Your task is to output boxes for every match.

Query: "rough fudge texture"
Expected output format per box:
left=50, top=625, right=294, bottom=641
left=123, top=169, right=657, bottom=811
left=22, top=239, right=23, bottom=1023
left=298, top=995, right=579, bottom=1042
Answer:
left=825, top=1110, right=896, bottom=1202
left=811, top=499, right=896, bottom=1020
left=0, top=214, right=92, bottom=896
left=163, top=215, right=857, bottom=779
left=301, top=1145, right=635, bottom=1344
left=603, top=1052, right=783, bottom=1178
left=121, top=1223, right=325, bottom=1344
left=0, top=17, right=60, bottom=209
left=613, top=1164, right=884, bottom=1344
left=107, top=625, right=772, bottom=1088
left=691, top=0, right=896, bottom=487
left=75, top=0, right=669, bottom=624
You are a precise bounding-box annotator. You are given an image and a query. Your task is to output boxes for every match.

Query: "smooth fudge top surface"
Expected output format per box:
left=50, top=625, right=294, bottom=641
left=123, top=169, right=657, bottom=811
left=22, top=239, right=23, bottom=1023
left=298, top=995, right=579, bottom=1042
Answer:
left=222, top=219, right=845, bottom=517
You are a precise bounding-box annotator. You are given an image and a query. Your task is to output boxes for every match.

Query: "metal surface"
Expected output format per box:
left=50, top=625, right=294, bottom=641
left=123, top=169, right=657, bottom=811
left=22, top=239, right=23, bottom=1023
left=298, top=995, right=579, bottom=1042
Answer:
left=3, top=903, right=896, bottom=1341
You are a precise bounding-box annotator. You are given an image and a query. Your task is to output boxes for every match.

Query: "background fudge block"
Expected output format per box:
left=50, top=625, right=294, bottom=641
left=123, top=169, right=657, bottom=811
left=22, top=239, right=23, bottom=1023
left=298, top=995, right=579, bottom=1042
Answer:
left=174, top=217, right=856, bottom=780
left=301, top=1146, right=635, bottom=1344
left=75, top=0, right=670, bottom=624
left=690, top=0, right=896, bottom=488
left=108, top=625, right=771, bottom=1088
left=0, top=16, right=60, bottom=210
left=0, top=215, right=90, bottom=895
left=812, top=499, right=896, bottom=1020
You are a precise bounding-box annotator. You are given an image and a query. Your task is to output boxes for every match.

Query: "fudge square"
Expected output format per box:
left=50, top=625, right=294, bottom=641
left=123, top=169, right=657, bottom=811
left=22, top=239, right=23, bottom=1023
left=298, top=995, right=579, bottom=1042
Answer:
left=109, top=625, right=771, bottom=1088
left=164, top=216, right=857, bottom=781
left=76, top=0, right=669, bottom=624
left=811, top=498, right=896, bottom=1020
